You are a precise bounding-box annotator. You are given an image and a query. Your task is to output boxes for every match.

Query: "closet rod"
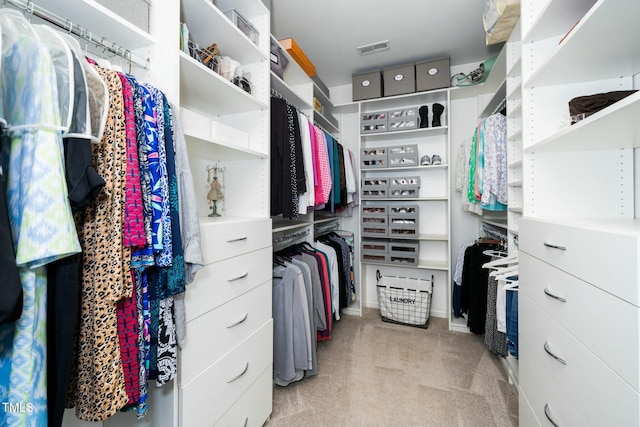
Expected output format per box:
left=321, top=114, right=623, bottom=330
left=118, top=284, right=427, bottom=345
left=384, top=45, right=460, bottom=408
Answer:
left=5, top=0, right=150, bottom=70
left=314, top=219, right=339, bottom=237
left=481, top=222, right=507, bottom=242
left=272, top=228, right=310, bottom=250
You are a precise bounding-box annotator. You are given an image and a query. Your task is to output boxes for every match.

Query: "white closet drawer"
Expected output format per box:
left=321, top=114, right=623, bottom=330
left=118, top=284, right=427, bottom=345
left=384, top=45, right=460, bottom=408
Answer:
left=179, top=320, right=273, bottom=427
left=518, top=391, right=542, bottom=427
left=520, top=340, right=589, bottom=427
left=521, top=252, right=639, bottom=391
left=180, top=281, right=271, bottom=385
left=214, top=365, right=273, bottom=427
left=185, top=247, right=271, bottom=321
left=520, top=218, right=640, bottom=306
left=520, top=295, right=640, bottom=426
left=200, top=218, right=271, bottom=264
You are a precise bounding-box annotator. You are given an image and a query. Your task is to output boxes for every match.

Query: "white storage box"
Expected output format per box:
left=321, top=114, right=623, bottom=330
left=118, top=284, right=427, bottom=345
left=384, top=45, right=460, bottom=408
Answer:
left=376, top=271, right=433, bottom=328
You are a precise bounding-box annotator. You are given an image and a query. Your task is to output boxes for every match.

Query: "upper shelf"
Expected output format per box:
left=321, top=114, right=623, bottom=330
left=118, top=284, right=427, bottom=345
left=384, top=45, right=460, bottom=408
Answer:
left=181, top=0, right=268, bottom=64
left=360, top=88, right=449, bottom=111
left=36, top=0, right=154, bottom=49
left=180, top=51, right=268, bottom=115
left=525, top=90, right=640, bottom=153
left=523, top=0, right=596, bottom=44
left=270, top=72, right=312, bottom=112
left=361, top=126, right=448, bottom=140
left=525, top=0, right=640, bottom=88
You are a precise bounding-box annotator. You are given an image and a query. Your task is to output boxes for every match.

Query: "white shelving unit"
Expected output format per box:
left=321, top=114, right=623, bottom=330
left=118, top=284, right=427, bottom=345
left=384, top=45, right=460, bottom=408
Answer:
left=506, top=20, right=523, bottom=245
left=519, top=1, right=640, bottom=425
left=176, top=2, right=273, bottom=426
left=358, top=89, right=452, bottom=320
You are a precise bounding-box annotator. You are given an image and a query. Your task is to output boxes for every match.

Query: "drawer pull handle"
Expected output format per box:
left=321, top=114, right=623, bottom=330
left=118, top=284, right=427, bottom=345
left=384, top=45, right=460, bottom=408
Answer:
left=226, top=312, right=248, bottom=328
left=544, top=341, right=567, bottom=365
left=544, top=403, right=560, bottom=427
left=543, top=242, right=566, bottom=251
left=228, top=272, right=249, bottom=282
left=227, top=362, right=249, bottom=383
left=544, top=287, right=566, bottom=303
left=227, top=236, right=248, bottom=243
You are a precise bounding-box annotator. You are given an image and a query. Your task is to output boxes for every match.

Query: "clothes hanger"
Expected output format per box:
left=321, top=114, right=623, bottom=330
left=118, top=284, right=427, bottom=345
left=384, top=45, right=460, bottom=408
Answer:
left=60, top=32, right=109, bottom=143
left=494, top=269, right=519, bottom=280
left=483, top=250, right=519, bottom=268
left=490, top=264, right=519, bottom=277
left=33, top=25, right=74, bottom=131
left=502, top=280, right=519, bottom=291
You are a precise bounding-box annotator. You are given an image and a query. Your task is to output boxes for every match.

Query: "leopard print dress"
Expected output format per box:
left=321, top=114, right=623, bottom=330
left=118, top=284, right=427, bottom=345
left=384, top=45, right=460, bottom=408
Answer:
left=68, top=66, right=132, bottom=421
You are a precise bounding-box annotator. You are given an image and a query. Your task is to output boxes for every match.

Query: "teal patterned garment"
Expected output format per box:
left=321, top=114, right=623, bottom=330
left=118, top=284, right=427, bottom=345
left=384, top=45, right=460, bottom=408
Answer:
left=0, top=11, right=80, bottom=427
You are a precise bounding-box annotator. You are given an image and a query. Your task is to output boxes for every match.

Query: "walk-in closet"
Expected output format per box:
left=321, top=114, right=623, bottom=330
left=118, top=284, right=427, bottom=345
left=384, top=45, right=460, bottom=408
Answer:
left=0, top=1, right=637, bottom=426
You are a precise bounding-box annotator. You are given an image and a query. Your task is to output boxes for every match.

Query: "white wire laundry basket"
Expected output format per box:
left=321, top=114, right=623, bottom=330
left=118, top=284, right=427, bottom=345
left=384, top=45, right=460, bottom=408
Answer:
left=375, top=270, right=433, bottom=328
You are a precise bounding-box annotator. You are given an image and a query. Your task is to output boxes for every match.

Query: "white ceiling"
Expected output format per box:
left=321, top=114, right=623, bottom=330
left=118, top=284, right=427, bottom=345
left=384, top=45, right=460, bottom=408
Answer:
left=270, top=0, right=503, bottom=88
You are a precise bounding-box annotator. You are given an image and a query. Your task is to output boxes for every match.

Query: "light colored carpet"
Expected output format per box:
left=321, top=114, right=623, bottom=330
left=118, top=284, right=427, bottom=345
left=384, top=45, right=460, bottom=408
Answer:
left=266, top=309, right=519, bottom=427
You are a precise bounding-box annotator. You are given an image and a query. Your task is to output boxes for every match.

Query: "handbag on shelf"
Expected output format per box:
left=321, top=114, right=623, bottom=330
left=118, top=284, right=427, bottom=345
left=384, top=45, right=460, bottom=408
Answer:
left=568, top=90, right=637, bottom=124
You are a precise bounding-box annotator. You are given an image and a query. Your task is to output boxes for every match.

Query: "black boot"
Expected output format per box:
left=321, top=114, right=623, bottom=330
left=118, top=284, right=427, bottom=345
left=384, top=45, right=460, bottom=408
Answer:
left=419, top=105, right=429, bottom=128
left=432, top=103, right=444, bottom=127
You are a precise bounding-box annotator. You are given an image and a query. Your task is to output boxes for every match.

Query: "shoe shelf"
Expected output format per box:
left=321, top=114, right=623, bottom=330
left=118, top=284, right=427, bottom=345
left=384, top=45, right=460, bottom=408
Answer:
left=361, top=164, right=448, bottom=172
left=361, top=259, right=449, bottom=271
left=358, top=88, right=451, bottom=321
left=360, top=126, right=449, bottom=140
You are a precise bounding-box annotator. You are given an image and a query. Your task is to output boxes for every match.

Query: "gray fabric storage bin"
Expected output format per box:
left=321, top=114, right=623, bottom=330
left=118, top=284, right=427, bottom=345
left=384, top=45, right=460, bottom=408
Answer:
left=361, top=239, right=389, bottom=262
left=383, top=64, right=415, bottom=97
left=362, top=253, right=388, bottom=263
left=388, top=240, right=420, bottom=265
left=388, top=144, right=418, bottom=167
left=389, top=204, right=419, bottom=236
left=353, top=70, right=383, bottom=101
left=361, top=147, right=388, bottom=168
left=388, top=240, right=420, bottom=257
left=360, top=111, right=388, bottom=134
left=416, top=58, right=451, bottom=91
left=389, top=177, right=420, bottom=198
left=388, top=107, right=418, bottom=131
left=362, top=178, right=389, bottom=199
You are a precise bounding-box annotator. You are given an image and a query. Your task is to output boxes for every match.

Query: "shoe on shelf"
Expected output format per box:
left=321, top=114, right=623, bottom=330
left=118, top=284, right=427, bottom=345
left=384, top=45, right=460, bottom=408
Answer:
left=431, top=154, right=442, bottom=165
left=420, top=155, right=431, bottom=165
left=419, top=105, right=429, bottom=128
left=432, top=103, right=445, bottom=127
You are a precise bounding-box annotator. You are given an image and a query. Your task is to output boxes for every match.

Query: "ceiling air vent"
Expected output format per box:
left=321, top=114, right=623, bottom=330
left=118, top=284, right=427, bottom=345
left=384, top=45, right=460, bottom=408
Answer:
left=357, top=40, right=390, bottom=55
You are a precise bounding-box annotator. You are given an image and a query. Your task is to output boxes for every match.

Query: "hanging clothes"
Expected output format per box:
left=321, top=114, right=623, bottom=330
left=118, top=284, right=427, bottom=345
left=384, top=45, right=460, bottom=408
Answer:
left=463, top=114, right=507, bottom=212
left=0, top=10, right=82, bottom=427
left=460, top=241, right=498, bottom=334
left=270, top=96, right=305, bottom=219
